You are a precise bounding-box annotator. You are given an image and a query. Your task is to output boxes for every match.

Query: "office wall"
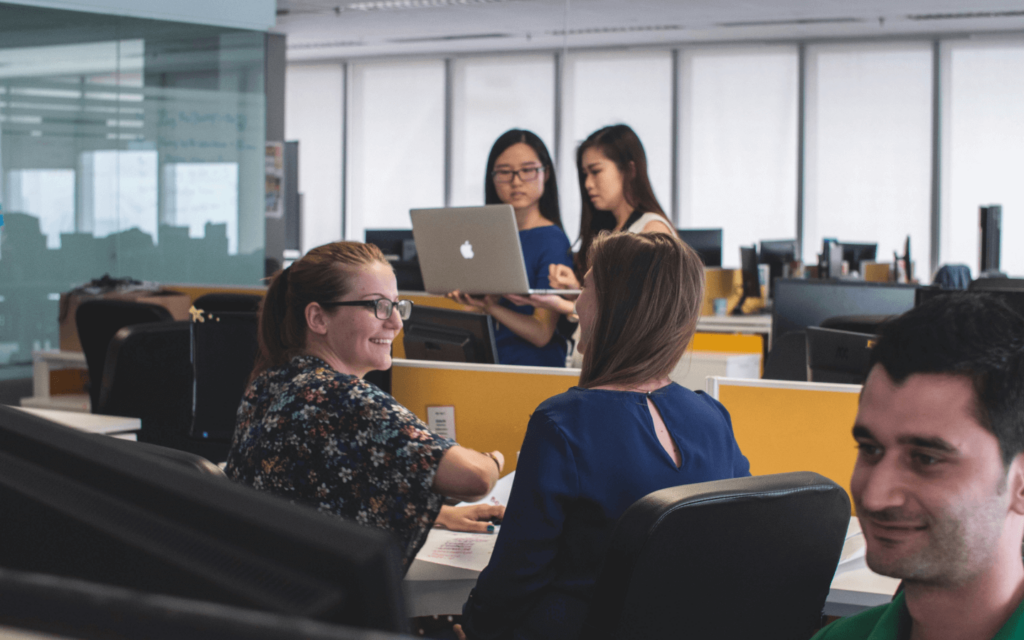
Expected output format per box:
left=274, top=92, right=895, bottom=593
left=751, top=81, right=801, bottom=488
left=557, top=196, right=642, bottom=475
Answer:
left=286, top=35, right=1024, bottom=276
left=0, top=3, right=267, bottom=377
left=284, top=64, right=344, bottom=252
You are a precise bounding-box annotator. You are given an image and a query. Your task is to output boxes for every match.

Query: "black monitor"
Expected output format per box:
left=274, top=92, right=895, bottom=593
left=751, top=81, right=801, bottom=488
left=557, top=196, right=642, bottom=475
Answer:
left=402, top=306, right=499, bottom=364
left=840, top=243, right=878, bottom=273
left=980, top=205, right=1002, bottom=276
left=677, top=228, right=722, bottom=268
left=365, top=229, right=424, bottom=291
left=820, top=239, right=845, bottom=279
left=771, top=279, right=917, bottom=340
left=758, top=239, right=799, bottom=288
left=0, top=406, right=409, bottom=633
left=805, top=327, right=877, bottom=385
left=732, top=246, right=762, bottom=316
left=0, top=567, right=407, bottom=640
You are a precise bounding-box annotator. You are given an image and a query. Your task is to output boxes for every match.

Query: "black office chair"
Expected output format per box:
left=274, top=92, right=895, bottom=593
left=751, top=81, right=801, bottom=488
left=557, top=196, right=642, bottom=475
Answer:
left=99, top=322, right=227, bottom=463
left=581, top=472, right=850, bottom=640
left=189, top=294, right=262, bottom=456
left=76, top=299, right=174, bottom=411
left=762, top=330, right=807, bottom=381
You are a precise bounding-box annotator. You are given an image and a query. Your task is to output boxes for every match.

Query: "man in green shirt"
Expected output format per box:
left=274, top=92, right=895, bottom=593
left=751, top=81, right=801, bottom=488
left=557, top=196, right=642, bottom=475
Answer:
left=813, top=293, right=1024, bottom=640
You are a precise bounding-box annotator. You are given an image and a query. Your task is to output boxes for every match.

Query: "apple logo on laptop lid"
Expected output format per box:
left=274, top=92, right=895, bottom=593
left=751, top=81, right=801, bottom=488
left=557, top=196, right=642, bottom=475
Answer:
left=460, top=241, right=474, bottom=259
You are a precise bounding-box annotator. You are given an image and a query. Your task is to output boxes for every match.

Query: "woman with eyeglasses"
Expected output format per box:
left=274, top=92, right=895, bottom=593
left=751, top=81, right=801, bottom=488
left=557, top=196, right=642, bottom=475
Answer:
left=448, top=129, right=573, bottom=367
left=225, top=241, right=506, bottom=570
left=455, top=232, right=749, bottom=640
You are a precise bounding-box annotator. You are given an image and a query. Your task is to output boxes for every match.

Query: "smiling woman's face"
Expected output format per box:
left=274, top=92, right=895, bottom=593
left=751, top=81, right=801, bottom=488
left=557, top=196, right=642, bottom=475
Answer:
left=318, top=262, right=402, bottom=378
left=492, top=142, right=546, bottom=214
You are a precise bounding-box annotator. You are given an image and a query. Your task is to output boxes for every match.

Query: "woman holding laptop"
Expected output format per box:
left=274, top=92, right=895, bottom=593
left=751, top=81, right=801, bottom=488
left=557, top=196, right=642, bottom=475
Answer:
left=225, top=241, right=505, bottom=571
left=448, top=129, right=573, bottom=368
left=455, top=232, right=750, bottom=640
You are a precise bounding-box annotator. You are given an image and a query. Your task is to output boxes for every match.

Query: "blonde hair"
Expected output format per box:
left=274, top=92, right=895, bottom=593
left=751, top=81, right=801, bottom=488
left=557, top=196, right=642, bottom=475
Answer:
left=252, top=241, right=390, bottom=380
left=579, top=232, right=705, bottom=389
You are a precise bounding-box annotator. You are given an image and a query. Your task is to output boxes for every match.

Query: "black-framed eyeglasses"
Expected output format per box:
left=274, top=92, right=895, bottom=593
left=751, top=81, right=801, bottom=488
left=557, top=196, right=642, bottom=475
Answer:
left=320, top=298, right=413, bottom=321
left=491, top=166, right=544, bottom=183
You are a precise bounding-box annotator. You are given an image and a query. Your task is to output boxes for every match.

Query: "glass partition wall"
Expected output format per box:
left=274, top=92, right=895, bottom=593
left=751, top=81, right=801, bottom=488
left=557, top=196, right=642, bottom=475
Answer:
left=0, top=3, right=266, bottom=378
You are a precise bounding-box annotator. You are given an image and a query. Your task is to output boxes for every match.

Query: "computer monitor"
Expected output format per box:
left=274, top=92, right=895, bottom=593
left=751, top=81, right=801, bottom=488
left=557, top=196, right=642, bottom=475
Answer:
left=732, top=246, right=761, bottom=316
left=840, top=243, right=877, bottom=273
left=805, top=327, right=877, bottom=385
left=980, top=205, right=1002, bottom=276
left=677, top=228, right=722, bottom=268
left=0, top=406, right=409, bottom=633
left=771, top=279, right=917, bottom=340
left=365, top=229, right=424, bottom=291
left=0, top=567, right=397, bottom=640
left=402, top=306, right=499, bottom=364
left=820, top=239, right=845, bottom=279
left=758, top=239, right=798, bottom=288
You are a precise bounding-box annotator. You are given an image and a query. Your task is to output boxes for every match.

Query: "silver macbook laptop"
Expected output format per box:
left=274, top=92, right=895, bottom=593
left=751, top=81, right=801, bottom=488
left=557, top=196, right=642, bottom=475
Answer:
left=410, top=204, right=581, bottom=296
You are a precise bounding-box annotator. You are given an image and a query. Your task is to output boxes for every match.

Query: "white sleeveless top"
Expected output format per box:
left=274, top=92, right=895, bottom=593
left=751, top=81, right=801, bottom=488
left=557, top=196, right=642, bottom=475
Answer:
left=626, top=212, right=675, bottom=235
left=567, top=213, right=675, bottom=368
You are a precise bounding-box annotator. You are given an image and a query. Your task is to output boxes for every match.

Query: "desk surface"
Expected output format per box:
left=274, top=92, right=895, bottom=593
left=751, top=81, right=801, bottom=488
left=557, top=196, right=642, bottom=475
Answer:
left=13, top=406, right=140, bottom=437
left=403, top=517, right=899, bottom=619
left=697, top=314, right=772, bottom=334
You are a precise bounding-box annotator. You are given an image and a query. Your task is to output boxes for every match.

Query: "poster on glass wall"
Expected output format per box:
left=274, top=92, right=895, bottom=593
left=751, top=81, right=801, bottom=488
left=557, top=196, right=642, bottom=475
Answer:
left=265, top=142, right=284, bottom=219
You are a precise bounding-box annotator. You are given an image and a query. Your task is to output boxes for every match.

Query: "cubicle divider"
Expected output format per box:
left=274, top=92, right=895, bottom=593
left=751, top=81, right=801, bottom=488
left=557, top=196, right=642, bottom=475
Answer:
left=391, top=359, right=578, bottom=475
left=707, top=376, right=861, bottom=510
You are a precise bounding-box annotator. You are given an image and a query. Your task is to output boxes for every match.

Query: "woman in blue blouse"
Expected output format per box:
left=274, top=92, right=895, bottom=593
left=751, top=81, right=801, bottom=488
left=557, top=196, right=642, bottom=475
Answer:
left=449, top=130, right=573, bottom=367
left=456, top=232, right=751, bottom=640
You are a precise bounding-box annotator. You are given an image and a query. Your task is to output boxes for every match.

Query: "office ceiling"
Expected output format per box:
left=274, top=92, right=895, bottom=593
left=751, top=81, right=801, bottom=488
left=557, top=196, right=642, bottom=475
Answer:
left=276, top=0, right=1024, bottom=60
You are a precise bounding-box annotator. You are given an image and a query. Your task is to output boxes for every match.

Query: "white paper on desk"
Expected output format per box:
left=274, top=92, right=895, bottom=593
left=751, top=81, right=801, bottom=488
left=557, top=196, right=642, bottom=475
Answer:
left=417, top=528, right=498, bottom=572
left=456, top=471, right=515, bottom=508
left=835, top=518, right=867, bottom=574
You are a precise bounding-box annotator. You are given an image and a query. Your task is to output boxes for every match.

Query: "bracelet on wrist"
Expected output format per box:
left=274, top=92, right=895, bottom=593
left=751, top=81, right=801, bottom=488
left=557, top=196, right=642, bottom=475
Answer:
left=485, top=452, right=501, bottom=473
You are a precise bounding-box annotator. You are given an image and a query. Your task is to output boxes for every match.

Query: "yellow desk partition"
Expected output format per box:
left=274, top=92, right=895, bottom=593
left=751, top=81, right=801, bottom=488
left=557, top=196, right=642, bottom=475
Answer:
left=708, top=376, right=862, bottom=511
left=391, top=359, right=579, bottom=475
left=691, top=332, right=762, bottom=355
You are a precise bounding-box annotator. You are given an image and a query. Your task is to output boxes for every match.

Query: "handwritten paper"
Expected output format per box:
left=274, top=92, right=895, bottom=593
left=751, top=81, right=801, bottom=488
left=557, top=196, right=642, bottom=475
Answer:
left=417, top=529, right=498, bottom=572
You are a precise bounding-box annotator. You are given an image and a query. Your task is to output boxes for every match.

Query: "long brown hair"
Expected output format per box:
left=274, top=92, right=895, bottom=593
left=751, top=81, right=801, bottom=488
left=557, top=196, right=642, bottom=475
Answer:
left=252, top=241, right=390, bottom=381
left=575, top=124, right=670, bottom=278
left=578, top=232, right=705, bottom=390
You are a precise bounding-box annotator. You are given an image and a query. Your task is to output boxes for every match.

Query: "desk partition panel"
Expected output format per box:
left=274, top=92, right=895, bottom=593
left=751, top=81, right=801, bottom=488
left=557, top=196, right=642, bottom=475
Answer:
left=391, top=359, right=578, bottom=475
left=708, top=376, right=861, bottom=513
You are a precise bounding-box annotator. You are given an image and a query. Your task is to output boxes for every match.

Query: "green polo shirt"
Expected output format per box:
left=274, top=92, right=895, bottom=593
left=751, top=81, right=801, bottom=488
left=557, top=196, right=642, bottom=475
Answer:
left=812, top=591, right=1024, bottom=640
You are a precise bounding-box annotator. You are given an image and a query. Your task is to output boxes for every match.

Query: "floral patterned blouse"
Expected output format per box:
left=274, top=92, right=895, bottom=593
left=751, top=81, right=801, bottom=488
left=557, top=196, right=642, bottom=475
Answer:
left=225, top=354, right=454, bottom=568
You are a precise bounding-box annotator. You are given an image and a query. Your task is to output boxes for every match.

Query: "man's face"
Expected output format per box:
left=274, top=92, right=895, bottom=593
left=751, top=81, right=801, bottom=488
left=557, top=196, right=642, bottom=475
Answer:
left=851, top=365, right=1014, bottom=587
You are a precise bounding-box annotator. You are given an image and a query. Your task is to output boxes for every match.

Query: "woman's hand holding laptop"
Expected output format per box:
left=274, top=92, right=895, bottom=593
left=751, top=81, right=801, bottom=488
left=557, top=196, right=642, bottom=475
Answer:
left=502, top=264, right=580, bottom=315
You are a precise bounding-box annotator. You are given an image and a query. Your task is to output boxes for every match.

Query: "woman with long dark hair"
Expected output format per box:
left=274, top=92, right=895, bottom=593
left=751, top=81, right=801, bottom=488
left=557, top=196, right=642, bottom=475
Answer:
left=509, top=124, right=677, bottom=366
left=226, top=241, right=506, bottom=570
left=456, top=232, right=749, bottom=639
left=449, top=129, right=574, bottom=367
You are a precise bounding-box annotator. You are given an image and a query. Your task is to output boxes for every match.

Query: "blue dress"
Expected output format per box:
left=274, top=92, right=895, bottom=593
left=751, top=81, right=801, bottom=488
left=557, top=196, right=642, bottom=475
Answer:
left=494, top=225, right=573, bottom=367
left=460, top=383, right=750, bottom=640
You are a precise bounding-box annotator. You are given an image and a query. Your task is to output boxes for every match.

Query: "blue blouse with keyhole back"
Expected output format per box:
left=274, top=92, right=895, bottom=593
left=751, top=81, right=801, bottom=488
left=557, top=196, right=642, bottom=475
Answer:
left=460, top=382, right=751, bottom=640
